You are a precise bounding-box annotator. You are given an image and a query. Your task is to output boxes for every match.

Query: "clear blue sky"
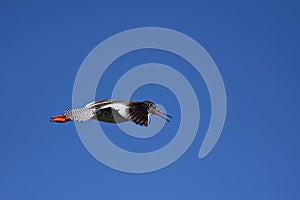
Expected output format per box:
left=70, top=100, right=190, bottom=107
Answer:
left=1, top=0, right=299, bottom=199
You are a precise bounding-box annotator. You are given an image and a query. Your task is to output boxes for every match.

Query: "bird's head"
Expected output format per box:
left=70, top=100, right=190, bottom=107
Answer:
left=143, top=100, right=172, bottom=122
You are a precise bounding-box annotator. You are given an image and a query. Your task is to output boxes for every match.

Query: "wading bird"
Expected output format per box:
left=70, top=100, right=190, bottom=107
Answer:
left=50, top=99, right=172, bottom=127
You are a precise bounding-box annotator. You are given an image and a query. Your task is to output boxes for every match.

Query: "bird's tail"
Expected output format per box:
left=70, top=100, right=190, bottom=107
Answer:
left=50, top=108, right=95, bottom=123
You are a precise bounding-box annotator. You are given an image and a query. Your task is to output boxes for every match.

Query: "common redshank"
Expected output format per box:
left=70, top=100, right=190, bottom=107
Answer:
left=50, top=99, right=172, bottom=126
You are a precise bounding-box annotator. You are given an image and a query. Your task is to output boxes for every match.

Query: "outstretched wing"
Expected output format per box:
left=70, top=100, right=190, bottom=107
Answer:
left=127, top=102, right=149, bottom=126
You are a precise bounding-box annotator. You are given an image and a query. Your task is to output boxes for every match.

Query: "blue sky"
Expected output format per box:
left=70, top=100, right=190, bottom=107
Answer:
left=1, top=0, right=299, bottom=199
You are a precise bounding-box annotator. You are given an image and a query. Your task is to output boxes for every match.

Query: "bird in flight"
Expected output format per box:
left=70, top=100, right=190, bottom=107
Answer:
left=50, top=99, right=172, bottom=127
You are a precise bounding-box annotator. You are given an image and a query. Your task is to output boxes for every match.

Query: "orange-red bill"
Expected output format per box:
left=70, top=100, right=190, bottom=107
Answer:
left=50, top=115, right=70, bottom=123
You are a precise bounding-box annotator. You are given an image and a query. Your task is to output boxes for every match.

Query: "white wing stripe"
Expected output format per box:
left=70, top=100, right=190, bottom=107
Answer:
left=100, top=103, right=129, bottom=118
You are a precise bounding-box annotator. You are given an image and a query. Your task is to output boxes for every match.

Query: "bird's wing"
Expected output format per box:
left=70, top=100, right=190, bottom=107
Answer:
left=99, top=102, right=130, bottom=119
left=127, top=103, right=149, bottom=126
left=85, top=99, right=114, bottom=109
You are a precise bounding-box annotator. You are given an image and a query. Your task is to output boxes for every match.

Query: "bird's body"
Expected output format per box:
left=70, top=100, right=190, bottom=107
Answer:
left=50, top=99, right=171, bottom=126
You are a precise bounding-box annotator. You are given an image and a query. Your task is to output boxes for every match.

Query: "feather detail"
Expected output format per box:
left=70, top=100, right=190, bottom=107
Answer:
left=64, top=108, right=95, bottom=122
left=128, top=103, right=149, bottom=126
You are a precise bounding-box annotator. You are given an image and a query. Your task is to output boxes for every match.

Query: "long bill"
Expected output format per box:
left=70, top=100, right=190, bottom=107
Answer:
left=154, top=109, right=172, bottom=122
